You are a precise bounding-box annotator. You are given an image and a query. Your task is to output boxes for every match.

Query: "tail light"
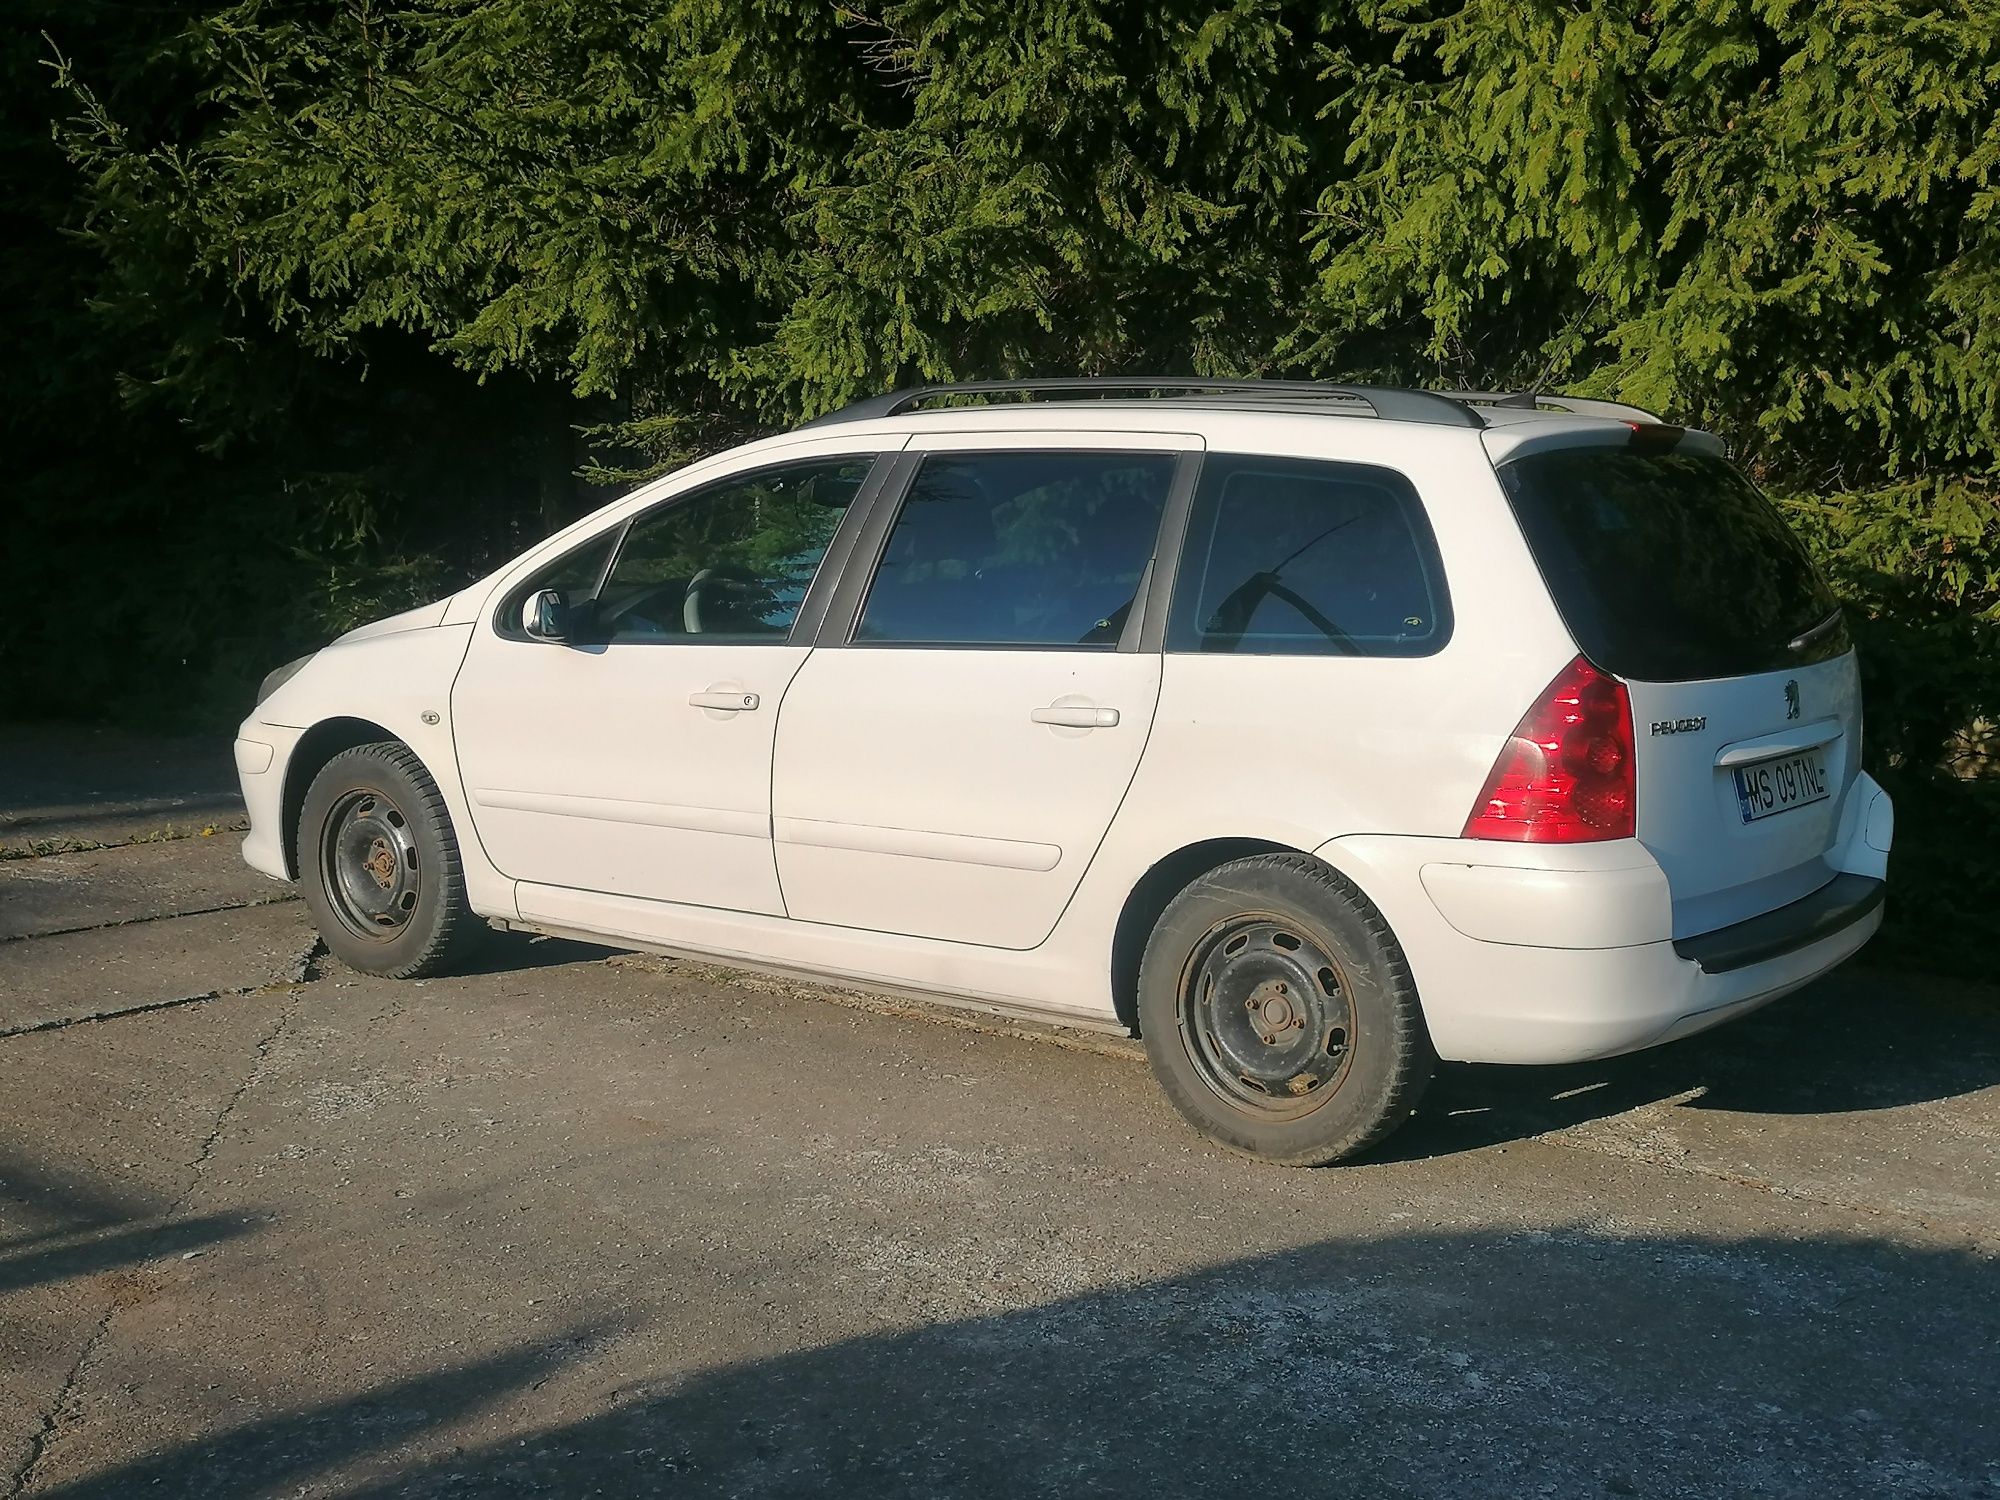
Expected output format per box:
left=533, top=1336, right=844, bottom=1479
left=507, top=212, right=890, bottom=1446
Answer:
left=1463, top=655, right=1636, bottom=842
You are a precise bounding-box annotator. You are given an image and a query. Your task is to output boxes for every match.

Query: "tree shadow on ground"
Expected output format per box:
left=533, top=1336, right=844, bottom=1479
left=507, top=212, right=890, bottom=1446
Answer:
left=0, top=1147, right=263, bottom=1293
left=34, top=1326, right=616, bottom=1500
left=0, top=1213, right=256, bottom=1295
left=0, top=726, right=238, bottom=825
left=34, top=1227, right=1997, bottom=1499
left=1385, top=965, right=2000, bottom=1163
left=0, top=1146, right=152, bottom=1244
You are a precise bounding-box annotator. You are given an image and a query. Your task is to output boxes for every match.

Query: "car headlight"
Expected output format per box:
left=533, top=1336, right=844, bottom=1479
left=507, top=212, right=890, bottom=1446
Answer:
left=256, top=653, right=315, bottom=707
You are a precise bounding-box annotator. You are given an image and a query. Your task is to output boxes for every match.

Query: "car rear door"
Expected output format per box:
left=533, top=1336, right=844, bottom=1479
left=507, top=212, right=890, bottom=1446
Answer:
left=1496, top=442, right=1862, bottom=937
left=771, top=432, right=1198, bottom=949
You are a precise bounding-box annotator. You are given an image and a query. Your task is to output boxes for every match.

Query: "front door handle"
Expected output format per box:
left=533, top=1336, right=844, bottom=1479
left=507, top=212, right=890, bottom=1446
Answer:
left=689, top=689, right=760, bottom=712
left=1031, top=704, right=1120, bottom=729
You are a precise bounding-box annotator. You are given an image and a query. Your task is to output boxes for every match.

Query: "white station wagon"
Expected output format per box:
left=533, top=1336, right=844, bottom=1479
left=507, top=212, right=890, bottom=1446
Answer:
left=236, top=379, right=1892, bottom=1164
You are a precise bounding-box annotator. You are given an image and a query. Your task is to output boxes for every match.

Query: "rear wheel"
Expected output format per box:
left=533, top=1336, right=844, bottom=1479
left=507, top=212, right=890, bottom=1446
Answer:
left=297, top=741, right=482, bottom=978
left=1137, top=853, right=1432, bottom=1165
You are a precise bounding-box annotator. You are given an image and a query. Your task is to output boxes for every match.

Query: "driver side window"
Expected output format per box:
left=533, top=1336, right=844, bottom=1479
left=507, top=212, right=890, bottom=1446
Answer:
left=583, top=457, right=873, bottom=643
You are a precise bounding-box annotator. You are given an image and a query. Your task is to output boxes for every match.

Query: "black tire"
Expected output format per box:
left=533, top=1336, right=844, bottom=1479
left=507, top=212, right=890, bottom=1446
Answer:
left=297, top=741, right=483, bottom=979
left=1137, top=853, right=1433, bottom=1166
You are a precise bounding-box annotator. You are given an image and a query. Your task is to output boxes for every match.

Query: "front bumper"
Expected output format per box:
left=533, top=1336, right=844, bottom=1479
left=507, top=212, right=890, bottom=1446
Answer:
left=1316, top=773, right=1893, bottom=1066
left=234, top=720, right=307, bottom=882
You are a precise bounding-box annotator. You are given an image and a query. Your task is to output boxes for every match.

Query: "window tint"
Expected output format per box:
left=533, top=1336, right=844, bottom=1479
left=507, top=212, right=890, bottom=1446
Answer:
left=585, top=459, right=872, bottom=642
left=1498, top=448, right=1844, bottom=682
left=1167, top=455, right=1448, bottom=655
left=855, top=452, right=1173, bottom=647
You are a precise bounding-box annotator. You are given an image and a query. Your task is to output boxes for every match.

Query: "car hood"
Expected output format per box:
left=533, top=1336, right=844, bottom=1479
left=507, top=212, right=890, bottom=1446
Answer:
left=335, top=599, right=452, bottom=645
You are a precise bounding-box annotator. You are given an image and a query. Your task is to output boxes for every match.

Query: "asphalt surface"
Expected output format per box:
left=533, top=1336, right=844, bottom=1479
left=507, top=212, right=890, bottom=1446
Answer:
left=1, top=726, right=1996, bottom=1498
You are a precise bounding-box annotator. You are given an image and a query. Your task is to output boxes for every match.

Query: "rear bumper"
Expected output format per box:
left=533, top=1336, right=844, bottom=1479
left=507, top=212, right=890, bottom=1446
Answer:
left=1672, top=873, right=1884, bottom=974
left=1315, top=774, right=1892, bottom=1066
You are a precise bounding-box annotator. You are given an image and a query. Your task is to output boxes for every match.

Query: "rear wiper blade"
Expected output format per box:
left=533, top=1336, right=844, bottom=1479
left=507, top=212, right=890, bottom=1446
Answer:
left=1787, top=608, right=1843, bottom=653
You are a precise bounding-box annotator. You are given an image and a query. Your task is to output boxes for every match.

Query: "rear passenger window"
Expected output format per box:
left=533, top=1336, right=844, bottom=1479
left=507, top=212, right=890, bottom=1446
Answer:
left=855, top=451, right=1174, bottom=647
left=1167, top=455, right=1449, bottom=656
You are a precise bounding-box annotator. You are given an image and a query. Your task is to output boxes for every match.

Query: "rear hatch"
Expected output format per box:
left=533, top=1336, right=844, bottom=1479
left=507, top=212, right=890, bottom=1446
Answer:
left=1497, top=441, right=1860, bottom=937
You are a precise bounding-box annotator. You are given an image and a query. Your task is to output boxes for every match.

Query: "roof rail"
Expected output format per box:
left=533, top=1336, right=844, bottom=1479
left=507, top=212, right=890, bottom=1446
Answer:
left=1446, top=390, right=1665, bottom=424
left=798, top=377, right=1487, bottom=430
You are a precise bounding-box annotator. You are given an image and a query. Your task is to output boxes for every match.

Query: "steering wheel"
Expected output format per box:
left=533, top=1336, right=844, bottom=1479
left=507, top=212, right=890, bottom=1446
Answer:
left=683, top=565, right=758, bottom=634
left=590, top=578, right=679, bottom=637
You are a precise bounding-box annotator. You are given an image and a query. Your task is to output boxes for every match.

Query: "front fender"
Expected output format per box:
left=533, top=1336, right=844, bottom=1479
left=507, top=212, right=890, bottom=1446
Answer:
left=247, top=625, right=511, bottom=917
left=256, top=624, right=472, bottom=742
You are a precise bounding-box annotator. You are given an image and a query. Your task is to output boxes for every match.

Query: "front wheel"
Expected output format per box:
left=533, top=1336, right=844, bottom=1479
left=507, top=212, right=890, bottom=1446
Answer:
left=297, top=741, right=482, bottom=979
left=1137, top=854, right=1433, bottom=1166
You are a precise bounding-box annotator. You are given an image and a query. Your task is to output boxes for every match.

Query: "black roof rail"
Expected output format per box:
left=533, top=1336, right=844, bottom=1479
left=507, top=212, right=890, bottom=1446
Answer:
left=1446, top=389, right=1665, bottom=424
left=797, top=377, right=1487, bottom=430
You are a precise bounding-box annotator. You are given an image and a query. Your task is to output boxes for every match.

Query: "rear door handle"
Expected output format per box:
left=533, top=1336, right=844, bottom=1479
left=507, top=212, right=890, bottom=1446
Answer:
left=1031, top=705, right=1120, bottom=729
left=689, top=689, right=760, bottom=712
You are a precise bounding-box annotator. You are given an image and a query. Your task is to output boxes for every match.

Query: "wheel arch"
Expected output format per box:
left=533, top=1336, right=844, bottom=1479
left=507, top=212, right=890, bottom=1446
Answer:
left=278, top=716, right=405, bottom=880
left=1108, top=837, right=1303, bottom=1033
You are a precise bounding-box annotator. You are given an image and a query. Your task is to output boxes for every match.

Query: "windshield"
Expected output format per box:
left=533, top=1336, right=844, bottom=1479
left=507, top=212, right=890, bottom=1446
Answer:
left=1497, top=447, right=1844, bottom=682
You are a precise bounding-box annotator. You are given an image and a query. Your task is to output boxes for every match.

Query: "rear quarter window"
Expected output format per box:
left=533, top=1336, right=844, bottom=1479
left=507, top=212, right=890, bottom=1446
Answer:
left=1166, top=454, right=1450, bottom=656
left=1497, top=447, right=1844, bottom=683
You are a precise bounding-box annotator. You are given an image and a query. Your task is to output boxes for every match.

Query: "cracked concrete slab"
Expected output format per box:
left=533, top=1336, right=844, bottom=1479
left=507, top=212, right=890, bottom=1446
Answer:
left=1, top=727, right=1995, bottom=1497
left=4, top=952, right=1996, bottom=1498
left=0, top=836, right=292, bottom=943
left=0, top=988, right=296, bottom=1494
left=0, top=904, right=317, bottom=1036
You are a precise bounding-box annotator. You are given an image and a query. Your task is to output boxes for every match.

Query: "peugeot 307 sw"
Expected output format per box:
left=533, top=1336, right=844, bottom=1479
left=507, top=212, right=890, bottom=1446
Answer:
left=235, top=380, right=1892, bottom=1164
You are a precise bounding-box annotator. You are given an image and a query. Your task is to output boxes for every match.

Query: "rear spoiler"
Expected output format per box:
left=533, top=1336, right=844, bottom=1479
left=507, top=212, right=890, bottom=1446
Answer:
left=1451, top=390, right=1667, bottom=424
left=1480, top=419, right=1728, bottom=467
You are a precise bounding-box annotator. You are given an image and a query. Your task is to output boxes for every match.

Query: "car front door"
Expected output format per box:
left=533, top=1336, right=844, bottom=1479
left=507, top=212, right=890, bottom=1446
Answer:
left=451, top=449, right=890, bottom=915
left=771, top=433, right=1199, bottom=949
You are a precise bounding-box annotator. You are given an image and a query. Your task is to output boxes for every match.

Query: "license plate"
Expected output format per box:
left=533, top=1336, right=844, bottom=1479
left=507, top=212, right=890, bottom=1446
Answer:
left=1732, top=749, right=1831, bottom=824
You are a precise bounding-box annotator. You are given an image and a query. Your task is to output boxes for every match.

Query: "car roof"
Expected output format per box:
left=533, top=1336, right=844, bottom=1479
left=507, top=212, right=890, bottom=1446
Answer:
left=797, top=380, right=1662, bottom=431
left=769, top=383, right=1722, bottom=464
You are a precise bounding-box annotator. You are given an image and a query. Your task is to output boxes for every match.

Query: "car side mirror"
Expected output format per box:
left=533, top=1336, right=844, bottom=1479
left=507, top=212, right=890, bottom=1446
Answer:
left=522, top=588, right=570, bottom=642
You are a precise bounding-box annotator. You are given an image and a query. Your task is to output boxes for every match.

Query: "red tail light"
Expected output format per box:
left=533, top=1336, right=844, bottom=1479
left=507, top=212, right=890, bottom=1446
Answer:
left=1463, top=656, right=1636, bottom=842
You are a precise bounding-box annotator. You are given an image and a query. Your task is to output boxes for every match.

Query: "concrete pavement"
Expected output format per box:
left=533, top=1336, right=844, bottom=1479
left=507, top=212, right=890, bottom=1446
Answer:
left=1, top=731, right=1995, bottom=1497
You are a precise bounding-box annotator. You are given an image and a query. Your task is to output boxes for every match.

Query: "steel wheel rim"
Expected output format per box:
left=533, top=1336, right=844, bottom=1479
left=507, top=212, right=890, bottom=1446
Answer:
left=1176, top=913, right=1356, bottom=1118
left=319, top=787, right=420, bottom=942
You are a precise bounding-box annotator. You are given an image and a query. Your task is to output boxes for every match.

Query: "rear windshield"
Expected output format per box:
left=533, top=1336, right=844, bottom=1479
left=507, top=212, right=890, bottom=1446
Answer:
left=1497, top=447, right=1845, bottom=682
